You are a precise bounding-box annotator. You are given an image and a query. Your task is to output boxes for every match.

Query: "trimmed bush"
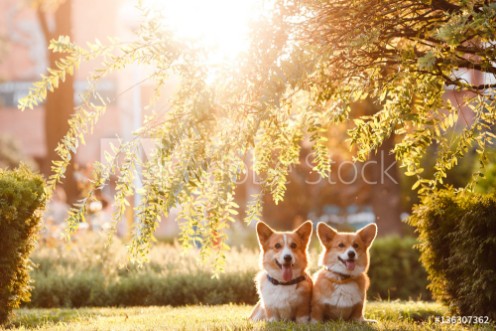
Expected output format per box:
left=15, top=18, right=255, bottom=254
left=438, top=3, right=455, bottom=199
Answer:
left=0, top=166, right=46, bottom=324
left=27, top=235, right=429, bottom=307
left=368, top=236, right=430, bottom=300
left=409, top=190, right=496, bottom=320
left=29, top=271, right=257, bottom=308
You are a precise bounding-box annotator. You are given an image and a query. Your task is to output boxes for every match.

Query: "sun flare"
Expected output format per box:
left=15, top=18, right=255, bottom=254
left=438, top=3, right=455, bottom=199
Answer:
left=146, top=0, right=264, bottom=63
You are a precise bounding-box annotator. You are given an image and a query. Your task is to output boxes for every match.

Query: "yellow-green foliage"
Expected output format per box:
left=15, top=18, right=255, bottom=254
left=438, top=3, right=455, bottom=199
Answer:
left=0, top=166, right=46, bottom=324
left=409, top=190, right=496, bottom=319
left=17, top=1, right=496, bottom=268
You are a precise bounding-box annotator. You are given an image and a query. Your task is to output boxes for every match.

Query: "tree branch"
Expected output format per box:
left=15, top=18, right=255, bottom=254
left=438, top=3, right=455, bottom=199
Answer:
left=430, top=0, right=462, bottom=13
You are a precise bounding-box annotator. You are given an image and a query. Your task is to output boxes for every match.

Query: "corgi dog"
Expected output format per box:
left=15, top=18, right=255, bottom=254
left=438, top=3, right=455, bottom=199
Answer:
left=311, top=222, right=377, bottom=323
left=250, top=221, right=313, bottom=323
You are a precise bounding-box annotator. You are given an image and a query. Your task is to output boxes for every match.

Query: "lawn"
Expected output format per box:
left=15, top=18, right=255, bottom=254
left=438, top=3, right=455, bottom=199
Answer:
left=5, top=302, right=494, bottom=331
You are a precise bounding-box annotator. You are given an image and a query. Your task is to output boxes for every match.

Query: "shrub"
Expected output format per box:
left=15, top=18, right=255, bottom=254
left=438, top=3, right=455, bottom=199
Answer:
left=29, top=271, right=257, bottom=308
left=368, top=236, right=430, bottom=300
left=0, top=166, right=46, bottom=324
left=26, top=234, right=429, bottom=307
left=409, top=190, right=496, bottom=320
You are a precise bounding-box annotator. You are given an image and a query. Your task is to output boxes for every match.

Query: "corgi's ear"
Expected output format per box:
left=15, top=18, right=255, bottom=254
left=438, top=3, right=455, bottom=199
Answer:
left=317, top=222, right=338, bottom=248
left=256, top=221, right=274, bottom=249
left=294, top=220, right=313, bottom=247
left=357, top=223, right=377, bottom=248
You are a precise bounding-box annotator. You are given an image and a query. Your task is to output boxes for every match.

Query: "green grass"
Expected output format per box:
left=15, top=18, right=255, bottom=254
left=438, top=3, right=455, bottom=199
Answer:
left=4, top=302, right=494, bottom=330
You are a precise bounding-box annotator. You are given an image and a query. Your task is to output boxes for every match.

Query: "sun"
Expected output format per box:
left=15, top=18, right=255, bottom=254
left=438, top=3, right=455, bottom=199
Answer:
left=146, top=0, right=264, bottom=63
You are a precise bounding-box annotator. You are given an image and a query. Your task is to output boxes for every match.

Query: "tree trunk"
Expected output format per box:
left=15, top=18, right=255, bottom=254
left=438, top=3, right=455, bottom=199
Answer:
left=369, top=134, right=404, bottom=236
left=38, top=0, right=79, bottom=204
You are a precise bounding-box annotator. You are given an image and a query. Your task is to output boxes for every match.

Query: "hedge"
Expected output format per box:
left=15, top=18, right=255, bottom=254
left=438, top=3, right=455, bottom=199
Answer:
left=0, top=166, right=46, bottom=324
left=27, top=235, right=429, bottom=308
left=368, top=236, right=430, bottom=300
left=409, top=190, right=496, bottom=320
left=30, top=271, right=257, bottom=308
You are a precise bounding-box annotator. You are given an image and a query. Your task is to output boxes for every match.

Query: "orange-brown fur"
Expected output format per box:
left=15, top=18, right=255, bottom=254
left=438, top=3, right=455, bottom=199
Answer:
left=249, top=221, right=313, bottom=322
left=311, top=223, right=377, bottom=323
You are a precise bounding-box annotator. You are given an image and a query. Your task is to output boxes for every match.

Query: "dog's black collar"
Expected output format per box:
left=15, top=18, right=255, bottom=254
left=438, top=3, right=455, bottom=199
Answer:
left=267, top=274, right=306, bottom=286
left=323, top=266, right=351, bottom=280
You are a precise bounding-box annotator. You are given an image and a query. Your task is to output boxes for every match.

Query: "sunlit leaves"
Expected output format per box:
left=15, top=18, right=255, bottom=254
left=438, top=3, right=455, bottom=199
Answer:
left=18, top=35, right=113, bottom=111
left=244, top=193, right=263, bottom=225
left=309, top=125, right=331, bottom=178
left=16, top=0, right=496, bottom=270
left=417, top=51, right=436, bottom=71
left=283, top=0, right=496, bottom=194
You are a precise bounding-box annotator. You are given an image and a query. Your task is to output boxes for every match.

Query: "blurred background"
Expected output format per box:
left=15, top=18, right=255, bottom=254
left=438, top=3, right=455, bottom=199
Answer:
left=0, top=0, right=493, bottom=245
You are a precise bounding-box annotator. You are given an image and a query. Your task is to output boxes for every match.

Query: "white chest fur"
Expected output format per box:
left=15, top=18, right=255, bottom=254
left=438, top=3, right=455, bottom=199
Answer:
left=261, top=282, right=300, bottom=309
left=322, top=282, right=362, bottom=308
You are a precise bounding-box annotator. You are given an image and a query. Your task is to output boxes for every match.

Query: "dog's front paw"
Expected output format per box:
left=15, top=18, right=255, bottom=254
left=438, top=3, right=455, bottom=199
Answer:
left=310, top=318, right=320, bottom=324
left=296, top=315, right=309, bottom=323
left=353, top=317, right=377, bottom=324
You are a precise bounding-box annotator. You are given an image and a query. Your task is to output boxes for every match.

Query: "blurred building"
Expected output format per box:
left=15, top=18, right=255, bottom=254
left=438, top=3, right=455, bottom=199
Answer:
left=0, top=0, right=130, bottom=165
left=0, top=0, right=181, bottom=238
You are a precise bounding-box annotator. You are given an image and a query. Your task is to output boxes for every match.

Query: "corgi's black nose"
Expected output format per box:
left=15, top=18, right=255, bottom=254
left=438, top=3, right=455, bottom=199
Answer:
left=347, top=251, right=356, bottom=259
left=284, top=255, right=292, bottom=262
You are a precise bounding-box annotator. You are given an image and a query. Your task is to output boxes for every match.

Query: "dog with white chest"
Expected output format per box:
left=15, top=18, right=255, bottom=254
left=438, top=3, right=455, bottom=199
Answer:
left=311, top=222, right=377, bottom=323
left=249, top=221, right=313, bottom=323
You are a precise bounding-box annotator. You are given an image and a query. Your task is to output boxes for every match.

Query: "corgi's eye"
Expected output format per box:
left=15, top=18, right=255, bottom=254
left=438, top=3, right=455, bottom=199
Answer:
left=290, top=243, right=297, bottom=249
left=275, top=243, right=282, bottom=249
left=353, top=243, right=359, bottom=249
left=338, top=243, right=345, bottom=248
